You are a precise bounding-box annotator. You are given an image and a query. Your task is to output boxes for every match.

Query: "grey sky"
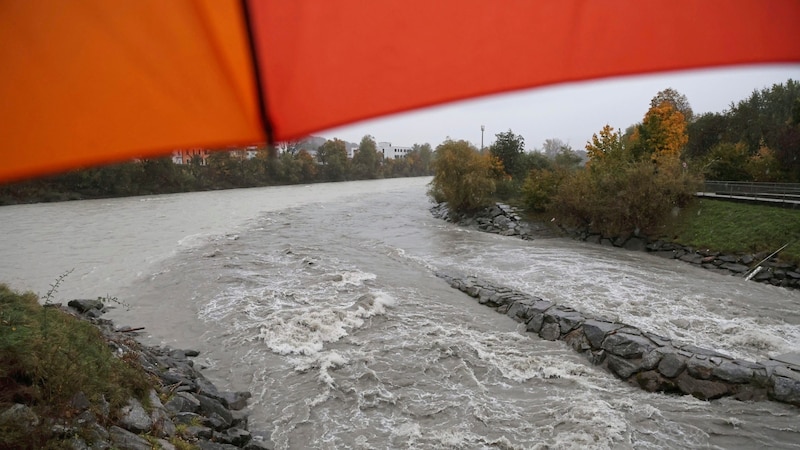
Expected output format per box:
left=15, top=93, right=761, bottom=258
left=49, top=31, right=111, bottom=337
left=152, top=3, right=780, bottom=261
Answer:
left=322, top=64, right=800, bottom=152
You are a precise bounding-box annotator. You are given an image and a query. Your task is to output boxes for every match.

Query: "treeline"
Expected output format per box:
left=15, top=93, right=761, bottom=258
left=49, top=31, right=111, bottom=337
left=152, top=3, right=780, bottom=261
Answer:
left=0, top=136, right=433, bottom=205
left=685, top=79, right=800, bottom=181
left=430, top=79, right=799, bottom=238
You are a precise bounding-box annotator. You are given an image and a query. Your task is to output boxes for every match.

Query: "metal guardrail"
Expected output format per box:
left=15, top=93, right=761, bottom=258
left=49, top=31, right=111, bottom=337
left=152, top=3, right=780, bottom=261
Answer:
left=698, top=181, right=800, bottom=208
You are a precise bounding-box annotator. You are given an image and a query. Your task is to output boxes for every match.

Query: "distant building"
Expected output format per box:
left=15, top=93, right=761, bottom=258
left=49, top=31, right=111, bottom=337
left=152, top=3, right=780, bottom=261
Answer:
left=172, top=149, right=211, bottom=165
left=171, top=148, right=259, bottom=164
left=377, top=142, right=412, bottom=159
left=346, top=143, right=359, bottom=158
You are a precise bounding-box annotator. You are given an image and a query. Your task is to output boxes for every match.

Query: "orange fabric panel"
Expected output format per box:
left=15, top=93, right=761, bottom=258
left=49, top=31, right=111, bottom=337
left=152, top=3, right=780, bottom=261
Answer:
left=248, top=0, right=800, bottom=142
left=1, top=1, right=798, bottom=182
left=0, top=0, right=263, bottom=182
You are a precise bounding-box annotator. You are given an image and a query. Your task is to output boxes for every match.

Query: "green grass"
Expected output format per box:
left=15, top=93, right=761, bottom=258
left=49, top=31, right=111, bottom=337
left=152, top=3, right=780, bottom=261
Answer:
left=659, top=199, right=800, bottom=263
left=0, top=284, right=152, bottom=449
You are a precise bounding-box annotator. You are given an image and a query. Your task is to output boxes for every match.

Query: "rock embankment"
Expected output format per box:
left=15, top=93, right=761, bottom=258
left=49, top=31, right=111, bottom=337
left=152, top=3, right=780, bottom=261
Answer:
left=437, top=273, right=800, bottom=407
left=430, top=202, right=553, bottom=239
left=6, top=298, right=273, bottom=450
left=431, top=201, right=799, bottom=289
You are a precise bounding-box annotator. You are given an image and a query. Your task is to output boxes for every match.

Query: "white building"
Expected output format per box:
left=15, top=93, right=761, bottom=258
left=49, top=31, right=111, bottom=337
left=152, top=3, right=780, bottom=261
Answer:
left=377, top=142, right=412, bottom=159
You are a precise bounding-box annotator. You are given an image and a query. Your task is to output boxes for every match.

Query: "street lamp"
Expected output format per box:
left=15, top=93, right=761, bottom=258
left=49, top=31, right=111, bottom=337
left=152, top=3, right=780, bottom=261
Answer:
left=480, top=125, right=485, bottom=152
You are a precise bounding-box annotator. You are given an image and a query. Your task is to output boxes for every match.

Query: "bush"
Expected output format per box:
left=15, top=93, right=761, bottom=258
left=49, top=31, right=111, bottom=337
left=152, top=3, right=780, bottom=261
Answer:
left=551, top=158, right=701, bottom=236
left=521, top=168, right=567, bottom=212
left=428, top=139, right=496, bottom=213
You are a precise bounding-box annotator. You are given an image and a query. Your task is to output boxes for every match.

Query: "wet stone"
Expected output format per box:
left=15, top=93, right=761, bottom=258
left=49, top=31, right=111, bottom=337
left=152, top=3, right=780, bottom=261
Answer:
left=602, top=333, right=655, bottom=359
left=545, top=308, right=584, bottom=333
left=68, top=298, right=104, bottom=313
left=771, top=376, right=800, bottom=405
left=605, top=354, right=642, bottom=379
left=675, top=372, right=730, bottom=400
left=720, top=262, right=749, bottom=273
left=526, top=313, right=545, bottom=333
left=539, top=322, right=560, bottom=341
left=687, top=357, right=716, bottom=380
left=713, top=361, right=754, bottom=383
left=657, top=353, right=686, bottom=378
left=582, top=320, right=623, bottom=349
left=119, top=398, right=152, bottom=433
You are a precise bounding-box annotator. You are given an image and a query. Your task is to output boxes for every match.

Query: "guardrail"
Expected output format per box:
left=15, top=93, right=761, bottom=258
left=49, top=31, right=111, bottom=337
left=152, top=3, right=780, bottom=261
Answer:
left=698, top=181, right=800, bottom=209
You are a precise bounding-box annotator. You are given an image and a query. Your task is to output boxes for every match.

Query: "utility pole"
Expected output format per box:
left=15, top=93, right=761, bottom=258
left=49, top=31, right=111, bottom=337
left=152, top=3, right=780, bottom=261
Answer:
left=481, top=125, right=485, bottom=152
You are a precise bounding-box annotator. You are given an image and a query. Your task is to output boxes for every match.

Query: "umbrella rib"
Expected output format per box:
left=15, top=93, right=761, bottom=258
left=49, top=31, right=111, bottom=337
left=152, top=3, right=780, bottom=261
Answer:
left=240, top=0, right=275, bottom=146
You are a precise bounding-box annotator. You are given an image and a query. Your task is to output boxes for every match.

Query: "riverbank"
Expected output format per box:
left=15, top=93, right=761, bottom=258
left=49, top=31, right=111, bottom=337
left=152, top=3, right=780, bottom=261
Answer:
left=430, top=202, right=800, bottom=290
left=0, top=286, right=272, bottom=449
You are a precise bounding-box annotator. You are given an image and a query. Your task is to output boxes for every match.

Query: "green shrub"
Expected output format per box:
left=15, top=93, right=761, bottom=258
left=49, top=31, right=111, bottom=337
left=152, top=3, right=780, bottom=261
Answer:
left=521, top=168, right=567, bottom=212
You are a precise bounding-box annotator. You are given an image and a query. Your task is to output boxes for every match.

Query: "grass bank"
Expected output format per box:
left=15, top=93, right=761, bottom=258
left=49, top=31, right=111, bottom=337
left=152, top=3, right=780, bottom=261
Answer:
left=0, top=284, right=151, bottom=449
left=656, top=199, right=800, bottom=264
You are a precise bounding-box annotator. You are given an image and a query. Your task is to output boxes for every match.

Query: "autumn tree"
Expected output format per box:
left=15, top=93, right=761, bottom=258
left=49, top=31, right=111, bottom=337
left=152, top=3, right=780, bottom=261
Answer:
left=630, top=100, right=688, bottom=163
left=296, top=149, right=318, bottom=182
left=428, top=139, right=496, bottom=212
left=650, top=87, right=693, bottom=122
left=747, top=144, right=781, bottom=182
left=585, top=125, right=627, bottom=167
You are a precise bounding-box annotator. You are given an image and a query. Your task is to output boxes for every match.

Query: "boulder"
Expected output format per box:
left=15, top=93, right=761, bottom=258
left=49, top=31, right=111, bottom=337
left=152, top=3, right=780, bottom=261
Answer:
left=539, top=321, right=560, bottom=341
left=119, top=398, right=152, bottom=433
left=196, top=395, right=233, bottom=429
left=544, top=308, right=584, bottom=333
left=216, top=428, right=252, bottom=446
left=0, top=403, right=39, bottom=432
left=771, top=376, right=800, bottom=405
left=109, top=425, right=152, bottom=450
left=165, top=392, right=201, bottom=414
left=623, top=237, right=648, bottom=252
left=582, top=320, right=622, bottom=349
left=657, top=353, right=686, bottom=378
left=605, top=354, right=642, bottom=378
left=602, top=333, right=655, bottom=359
left=675, top=372, right=730, bottom=400
left=68, top=298, right=104, bottom=313
left=220, top=391, right=252, bottom=411
left=713, top=361, right=754, bottom=383
left=720, top=262, right=749, bottom=273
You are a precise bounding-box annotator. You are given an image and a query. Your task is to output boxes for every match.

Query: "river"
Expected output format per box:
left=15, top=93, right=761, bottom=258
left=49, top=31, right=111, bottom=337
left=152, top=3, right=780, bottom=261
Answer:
left=1, top=177, right=798, bottom=449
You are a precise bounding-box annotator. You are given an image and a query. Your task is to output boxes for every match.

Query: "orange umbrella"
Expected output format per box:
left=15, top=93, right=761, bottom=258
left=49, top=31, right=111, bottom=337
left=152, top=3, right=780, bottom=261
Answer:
left=1, top=0, right=799, bottom=182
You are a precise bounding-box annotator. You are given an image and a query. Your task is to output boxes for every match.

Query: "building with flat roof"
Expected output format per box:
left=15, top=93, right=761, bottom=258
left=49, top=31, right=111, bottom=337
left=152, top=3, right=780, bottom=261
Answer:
left=377, top=142, right=412, bottom=159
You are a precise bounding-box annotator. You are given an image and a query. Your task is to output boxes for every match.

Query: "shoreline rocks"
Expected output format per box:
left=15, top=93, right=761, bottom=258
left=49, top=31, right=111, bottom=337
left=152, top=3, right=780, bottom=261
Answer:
left=430, top=202, right=799, bottom=290
left=438, top=272, right=800, bottom=406
left=31, top=300, right=273, bottom=449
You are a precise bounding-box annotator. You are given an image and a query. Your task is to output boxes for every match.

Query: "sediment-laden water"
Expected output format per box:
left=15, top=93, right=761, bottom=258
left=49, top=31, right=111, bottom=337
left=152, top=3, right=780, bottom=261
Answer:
left=1, top=177, right=798, bottom=449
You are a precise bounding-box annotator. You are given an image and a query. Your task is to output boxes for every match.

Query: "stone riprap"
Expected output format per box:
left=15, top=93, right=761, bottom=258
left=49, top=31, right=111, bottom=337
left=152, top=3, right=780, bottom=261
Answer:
left=430, top=202, right=799, bottom=290
left=0, top=299, right=274, bottom=450
left=437, top=272, right=800, bottom=407
left=430, top=202, right=554, bottom=240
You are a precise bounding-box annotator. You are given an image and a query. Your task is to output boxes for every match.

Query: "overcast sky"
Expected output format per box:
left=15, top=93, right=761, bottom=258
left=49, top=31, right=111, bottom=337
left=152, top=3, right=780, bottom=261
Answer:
left=322, top=64, right=800, bottom=152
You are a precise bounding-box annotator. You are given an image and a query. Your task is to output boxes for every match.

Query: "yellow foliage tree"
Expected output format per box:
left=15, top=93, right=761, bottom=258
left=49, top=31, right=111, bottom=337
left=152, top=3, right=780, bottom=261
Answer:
left=634, top=100, right=688, bottom=164
left=585, top=124, right=626, bottom=168
left=747, top=143, right=781, bottom=182
left=428, top=139, right=496, bottom=212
